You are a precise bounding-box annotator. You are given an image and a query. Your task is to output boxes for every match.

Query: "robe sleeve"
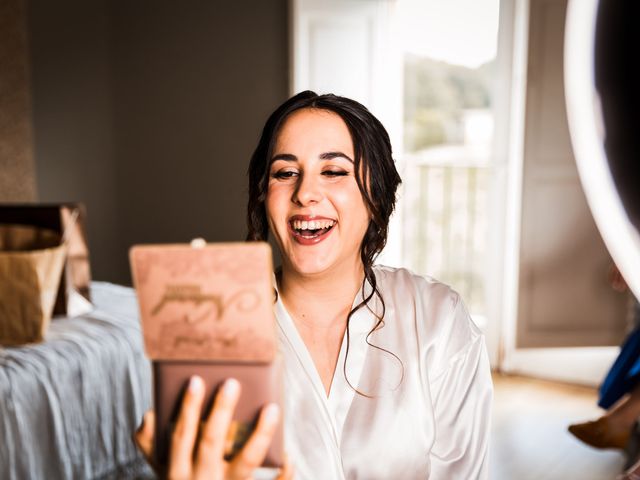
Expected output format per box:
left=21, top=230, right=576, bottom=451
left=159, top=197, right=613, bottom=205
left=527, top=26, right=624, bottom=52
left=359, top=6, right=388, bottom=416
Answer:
left=426, top=295, right=493, bottom=480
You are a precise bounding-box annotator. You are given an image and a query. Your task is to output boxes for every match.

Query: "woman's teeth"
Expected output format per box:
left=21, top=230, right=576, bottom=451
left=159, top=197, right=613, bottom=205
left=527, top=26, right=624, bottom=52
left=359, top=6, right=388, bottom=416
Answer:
left=290, top=219, right=336, bottom=238
left=292, top=219, right=335, bottom=231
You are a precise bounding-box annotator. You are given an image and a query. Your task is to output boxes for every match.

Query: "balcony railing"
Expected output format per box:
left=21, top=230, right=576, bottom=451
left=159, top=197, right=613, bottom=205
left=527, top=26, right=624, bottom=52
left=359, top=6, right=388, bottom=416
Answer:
left=402, top=156, right=491, bottom=316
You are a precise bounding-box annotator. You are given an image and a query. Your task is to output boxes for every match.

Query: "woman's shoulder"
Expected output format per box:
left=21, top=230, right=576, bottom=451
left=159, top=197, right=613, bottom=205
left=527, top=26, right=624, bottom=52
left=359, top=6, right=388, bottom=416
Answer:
left=372, top=264, right=483, bottom=356
left=372, top=264, right=460, bottom=307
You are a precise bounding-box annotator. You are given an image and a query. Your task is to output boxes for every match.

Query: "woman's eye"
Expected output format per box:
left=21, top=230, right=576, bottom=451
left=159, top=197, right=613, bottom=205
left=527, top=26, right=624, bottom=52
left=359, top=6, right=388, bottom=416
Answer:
left=322, top=170, right=348, bottom=177
left=272, top=170, right=298, bottom=179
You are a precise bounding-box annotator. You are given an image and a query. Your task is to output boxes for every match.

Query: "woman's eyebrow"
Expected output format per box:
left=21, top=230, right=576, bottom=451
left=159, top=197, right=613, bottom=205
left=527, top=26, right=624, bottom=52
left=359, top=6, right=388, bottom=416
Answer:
left=271, top=153, right=297, bottom=162
left=319, top=151, right=354, bottom=163
left=271, top=151, right=354, bottom=163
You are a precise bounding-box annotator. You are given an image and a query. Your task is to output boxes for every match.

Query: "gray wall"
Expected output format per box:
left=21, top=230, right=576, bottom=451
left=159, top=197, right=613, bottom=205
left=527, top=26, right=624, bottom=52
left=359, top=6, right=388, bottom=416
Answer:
left=28, top=1, right=289, bottom=284
left=28, top=0, right=119, bottom=278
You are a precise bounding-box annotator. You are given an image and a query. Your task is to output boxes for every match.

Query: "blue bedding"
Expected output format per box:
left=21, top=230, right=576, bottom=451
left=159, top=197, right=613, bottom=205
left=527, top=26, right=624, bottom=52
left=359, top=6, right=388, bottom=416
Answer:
left=0, top=282, right=154, bottom=479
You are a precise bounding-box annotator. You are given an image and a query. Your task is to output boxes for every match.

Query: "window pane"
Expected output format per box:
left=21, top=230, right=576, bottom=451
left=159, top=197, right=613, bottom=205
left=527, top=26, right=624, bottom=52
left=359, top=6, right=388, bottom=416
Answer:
left=399, top=0, right=499, bottom=318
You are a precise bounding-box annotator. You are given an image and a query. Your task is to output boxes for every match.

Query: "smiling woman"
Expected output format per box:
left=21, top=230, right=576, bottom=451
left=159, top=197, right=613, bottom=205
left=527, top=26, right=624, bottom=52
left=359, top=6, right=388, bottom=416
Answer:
left=266, top=108, right=370, bottom=278
left=135, top=91, right=493, bottom=479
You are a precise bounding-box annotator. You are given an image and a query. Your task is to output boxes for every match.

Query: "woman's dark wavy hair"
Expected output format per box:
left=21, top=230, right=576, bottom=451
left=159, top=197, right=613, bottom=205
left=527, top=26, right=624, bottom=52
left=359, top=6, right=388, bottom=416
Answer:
left=246, top=91, right=403, bottom=394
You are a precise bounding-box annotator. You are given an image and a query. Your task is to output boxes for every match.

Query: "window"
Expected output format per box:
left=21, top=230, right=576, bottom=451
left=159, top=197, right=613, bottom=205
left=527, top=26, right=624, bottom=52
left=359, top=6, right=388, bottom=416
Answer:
left=398, top=0, right=500, bottom=321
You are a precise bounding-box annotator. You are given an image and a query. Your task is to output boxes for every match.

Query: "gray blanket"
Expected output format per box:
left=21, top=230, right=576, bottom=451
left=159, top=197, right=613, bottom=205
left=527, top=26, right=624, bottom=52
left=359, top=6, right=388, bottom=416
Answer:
left=0, top=282, right=154, bottom=479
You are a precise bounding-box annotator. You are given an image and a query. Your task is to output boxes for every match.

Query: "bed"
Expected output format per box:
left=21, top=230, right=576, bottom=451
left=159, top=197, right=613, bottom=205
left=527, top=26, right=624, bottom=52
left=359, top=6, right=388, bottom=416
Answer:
left=0, top=282, right=155, bottom=479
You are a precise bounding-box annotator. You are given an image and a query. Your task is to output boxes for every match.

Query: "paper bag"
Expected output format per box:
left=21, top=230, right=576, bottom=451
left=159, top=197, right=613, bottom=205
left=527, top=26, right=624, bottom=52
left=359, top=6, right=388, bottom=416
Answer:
left=0, top=224, right=67, bottom=346
left=0, top=203, right=92, bottom=316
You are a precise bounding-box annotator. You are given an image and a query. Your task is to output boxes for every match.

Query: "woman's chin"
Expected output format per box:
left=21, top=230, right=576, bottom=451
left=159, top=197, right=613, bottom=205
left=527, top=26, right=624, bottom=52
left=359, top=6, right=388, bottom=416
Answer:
left=289, top=263, right=331, bottom=278
left=283, top=255, right=336, bottom=278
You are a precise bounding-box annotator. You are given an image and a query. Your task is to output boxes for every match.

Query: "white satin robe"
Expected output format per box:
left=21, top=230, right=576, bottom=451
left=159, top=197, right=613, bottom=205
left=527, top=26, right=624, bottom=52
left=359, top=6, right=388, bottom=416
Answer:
left=275, top=266, right=493, bottom=480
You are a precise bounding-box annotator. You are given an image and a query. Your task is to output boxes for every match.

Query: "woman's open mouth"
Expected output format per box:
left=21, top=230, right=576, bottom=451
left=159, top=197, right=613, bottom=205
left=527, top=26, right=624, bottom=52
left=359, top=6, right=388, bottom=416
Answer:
left=288, top=218, right=336, bottom=245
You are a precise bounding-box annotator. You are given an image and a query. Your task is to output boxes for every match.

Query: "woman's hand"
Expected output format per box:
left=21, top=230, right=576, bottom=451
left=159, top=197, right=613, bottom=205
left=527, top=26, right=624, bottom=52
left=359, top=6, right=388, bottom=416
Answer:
left=135, top=376, right=292, bottom=479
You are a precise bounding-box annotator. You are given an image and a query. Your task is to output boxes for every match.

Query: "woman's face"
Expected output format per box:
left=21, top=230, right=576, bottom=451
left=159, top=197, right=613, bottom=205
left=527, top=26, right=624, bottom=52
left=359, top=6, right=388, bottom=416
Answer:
left=265, top=108, right=370, bottom=277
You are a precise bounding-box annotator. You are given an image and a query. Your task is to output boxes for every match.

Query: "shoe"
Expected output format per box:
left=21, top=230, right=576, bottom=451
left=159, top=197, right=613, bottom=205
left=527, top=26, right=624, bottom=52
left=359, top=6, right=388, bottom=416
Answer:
left=568, top=417, right=631, bottom=450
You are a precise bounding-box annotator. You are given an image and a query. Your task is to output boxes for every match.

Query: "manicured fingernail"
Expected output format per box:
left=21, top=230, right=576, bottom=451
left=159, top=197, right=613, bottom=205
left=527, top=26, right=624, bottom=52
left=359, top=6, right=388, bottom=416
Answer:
left=223, top=378, right=240, bottom=397
left=264, top=403, right=280, bottom=423
left=189, top=375, right=204, bottom=393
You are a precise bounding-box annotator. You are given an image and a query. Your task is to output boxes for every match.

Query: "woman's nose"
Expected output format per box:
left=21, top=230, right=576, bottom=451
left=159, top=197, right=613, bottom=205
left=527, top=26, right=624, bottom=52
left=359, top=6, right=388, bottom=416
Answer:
left=292, top=172, right=322, bottom=206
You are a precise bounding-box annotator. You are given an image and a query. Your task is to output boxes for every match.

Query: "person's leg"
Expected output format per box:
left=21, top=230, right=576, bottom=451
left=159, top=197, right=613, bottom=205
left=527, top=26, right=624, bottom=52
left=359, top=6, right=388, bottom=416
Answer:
left=618, top=457, right=640, bottom=480
left=607, top=384, right=640, bottom=427
left=569, top=385, right=640, bottom=449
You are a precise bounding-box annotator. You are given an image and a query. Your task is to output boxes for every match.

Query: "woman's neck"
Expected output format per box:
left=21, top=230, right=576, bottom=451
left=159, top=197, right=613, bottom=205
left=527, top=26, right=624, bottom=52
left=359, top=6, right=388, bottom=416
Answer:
left=278, top=259, right=365, bottom=330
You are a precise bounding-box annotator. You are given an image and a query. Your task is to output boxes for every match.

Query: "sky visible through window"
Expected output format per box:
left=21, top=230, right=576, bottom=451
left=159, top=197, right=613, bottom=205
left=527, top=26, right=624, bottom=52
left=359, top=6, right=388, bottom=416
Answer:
left=397, top=0, right=500, bottom=68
